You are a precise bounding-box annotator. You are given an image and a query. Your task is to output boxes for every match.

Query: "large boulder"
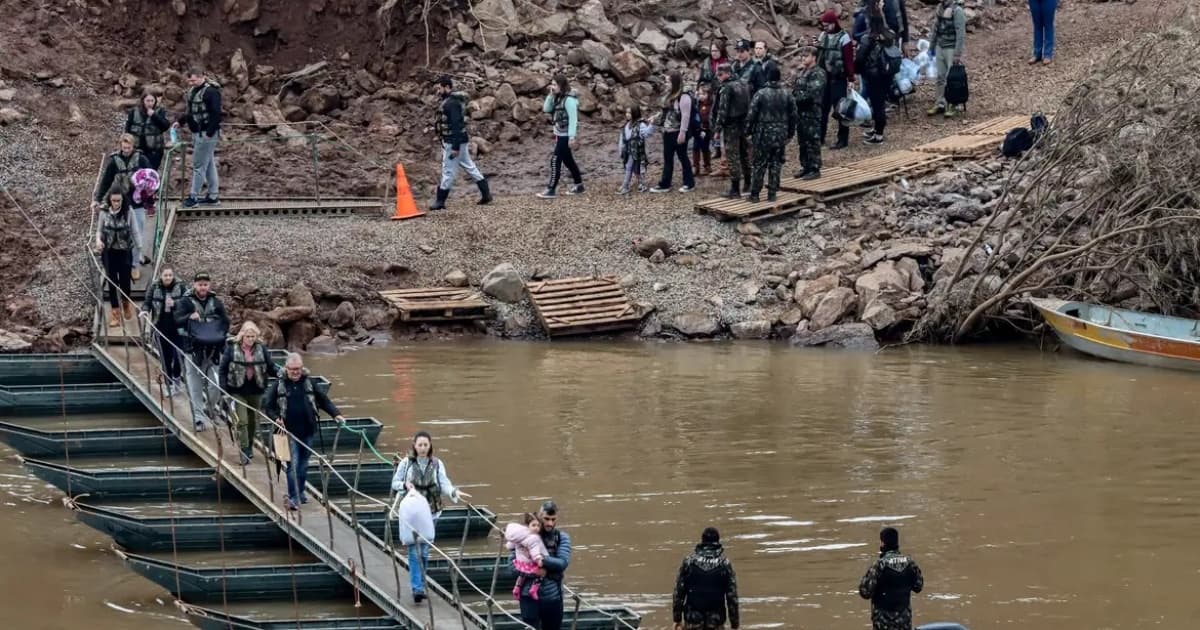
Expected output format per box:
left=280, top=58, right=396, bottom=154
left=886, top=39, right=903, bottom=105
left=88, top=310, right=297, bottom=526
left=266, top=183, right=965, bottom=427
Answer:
left=635, top=27, right=672, bottom=55
left=0, top=329, right=32, bottom=352
left=267, top=305, right=314, bottom=324
left=730, top=320, right=772, bottom=339
left=791, top=323, right=878, bottom=350
left=574, top=0, right=619, bottom=42
left=444, top=270, right=469, bottom=287
left=286, top=320, right=319, bottom=351
left=611, top=49, right=652, bottom=84
left=494, top=83, right=518, bottom=110
left=579, top=40, right=613, bottom=72
left=860, top=299, right=898, bottom=331
left=633, top=236, right=673, bottom=258
left=526, top=12, right=570, bottom=38
left=671, top=310, right=720, bottom=337
left=224, top=0, right=260, bottom=24
left=300, top=87, right=343, bottom=115
left=229, top=48, right=249, bottom=90
left=328, top=301, right=356, bottom=329
left=855, top=260, right=910, bottom=305
left=508, top=68, right=550, bottom=95
left=809, top=287, right=857, bottom=331
left=793, top=273, right=840, bottom=317
left=0, top=108, right=25, bottom=126
left=481, top=263, right=525, bottom=303
left=287, top=283, right=317, bottom=311
left=574, top=86, right=598, bottom=114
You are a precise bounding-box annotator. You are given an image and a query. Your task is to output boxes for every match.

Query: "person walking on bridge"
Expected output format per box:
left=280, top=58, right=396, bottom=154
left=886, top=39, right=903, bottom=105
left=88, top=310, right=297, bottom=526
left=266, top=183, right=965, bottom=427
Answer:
left=517, top=500, right=572, bottom=630
left=140, top=266, right=186, bottom=395
left=859, top=527, right=925, bottom=630
left=173, top=272, right=229, bottom=431
left=93, top=135, right=149, bottom=282
left=430, top=75, right=491, bottom=210
left=672, top=527, right=739, bottom=630
left=125, top=92, right=171, bottom=170
left=218, top=321, right=279, bottom=465
left=94, top=186, right=141, bottom=328
left=263, top=353, right=345, bottom=511
left=172, top=67, right=222, bottom=209
left=389, top=431, right=471, bottom=603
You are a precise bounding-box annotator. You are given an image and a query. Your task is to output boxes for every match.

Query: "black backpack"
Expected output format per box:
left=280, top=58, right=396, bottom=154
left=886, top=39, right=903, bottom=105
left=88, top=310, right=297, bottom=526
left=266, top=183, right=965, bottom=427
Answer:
left=726, top=79, right=751, bottom=120
left=684, top=90, right=703, bottom=132
left=883, top=44, right=903, bottom=77
left=1030, top=112, right=1049, bottom=140
left=944, top=64, right=969, bottom=106
left=1002, top=127, right=1033, bottom=157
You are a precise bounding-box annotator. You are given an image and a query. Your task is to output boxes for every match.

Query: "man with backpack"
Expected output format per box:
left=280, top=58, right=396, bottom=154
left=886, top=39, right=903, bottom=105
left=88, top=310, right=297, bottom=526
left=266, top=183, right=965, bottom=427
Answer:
left=856, top=14, right=897, bottom=144
left=713, top=64, right=752, bottom=199
left=792, top=47, right=826, bottom=180
left=815, top=10, right=855, bottom=150
left=927, top=0, right=967, bottom=118
left=173, top=272, right=229, bottom=431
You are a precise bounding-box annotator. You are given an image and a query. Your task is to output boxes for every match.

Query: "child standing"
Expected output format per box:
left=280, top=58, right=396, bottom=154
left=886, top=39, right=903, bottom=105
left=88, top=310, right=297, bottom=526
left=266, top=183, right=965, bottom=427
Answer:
left=691, top=84, right=713, bottom=176
left=618, top=105, right=654, bottom=195
left=505, top=513, right=548, bottom=600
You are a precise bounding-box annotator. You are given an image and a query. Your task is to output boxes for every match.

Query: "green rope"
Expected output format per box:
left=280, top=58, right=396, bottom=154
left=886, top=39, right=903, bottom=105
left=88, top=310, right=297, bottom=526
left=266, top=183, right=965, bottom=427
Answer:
left=336, top=422, right=394, bottom=466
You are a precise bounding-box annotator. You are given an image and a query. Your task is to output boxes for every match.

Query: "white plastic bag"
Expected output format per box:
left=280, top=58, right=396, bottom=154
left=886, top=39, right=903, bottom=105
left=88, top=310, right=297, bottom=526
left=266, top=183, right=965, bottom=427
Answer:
left=917, top=50, right=938, bottom=81
left=392, top=488, right=435, bottom=546
left=849, top=88, right=872, bottom=124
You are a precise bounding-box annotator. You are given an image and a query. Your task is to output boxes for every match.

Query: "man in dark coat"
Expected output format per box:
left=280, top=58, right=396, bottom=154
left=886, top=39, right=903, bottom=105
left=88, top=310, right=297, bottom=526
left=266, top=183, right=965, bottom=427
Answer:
left=859, top=527, right=925, bottom=630
left=672, top=527, right=739, bottom=630
left=745, top=62, right=797, bottom=203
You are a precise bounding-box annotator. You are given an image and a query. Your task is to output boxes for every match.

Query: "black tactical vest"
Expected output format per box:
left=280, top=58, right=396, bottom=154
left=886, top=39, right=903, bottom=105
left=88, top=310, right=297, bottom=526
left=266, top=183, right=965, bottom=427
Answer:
left=872, top=553, right=919, bottom=611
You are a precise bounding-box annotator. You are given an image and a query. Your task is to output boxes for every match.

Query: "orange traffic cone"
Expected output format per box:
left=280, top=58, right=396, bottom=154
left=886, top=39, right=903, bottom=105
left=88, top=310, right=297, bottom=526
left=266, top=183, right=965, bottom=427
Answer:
left=389, top=163, right=426, bottom=221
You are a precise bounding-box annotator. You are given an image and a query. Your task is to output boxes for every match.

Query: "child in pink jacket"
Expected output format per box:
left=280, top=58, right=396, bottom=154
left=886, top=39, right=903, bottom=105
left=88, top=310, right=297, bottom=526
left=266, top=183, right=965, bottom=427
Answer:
left=504, top=512, right=547, bottom=599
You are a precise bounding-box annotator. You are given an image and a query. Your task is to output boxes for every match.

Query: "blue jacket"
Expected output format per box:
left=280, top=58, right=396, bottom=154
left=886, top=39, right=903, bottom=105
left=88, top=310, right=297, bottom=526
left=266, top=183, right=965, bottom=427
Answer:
left=514, top=528, right=572, bottom=602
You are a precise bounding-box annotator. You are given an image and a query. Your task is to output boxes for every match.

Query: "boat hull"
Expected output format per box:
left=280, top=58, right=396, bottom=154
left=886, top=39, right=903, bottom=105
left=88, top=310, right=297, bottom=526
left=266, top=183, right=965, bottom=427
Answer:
left=0, top=382, right=143, bottom=416
left=74, top=502, right=288, bottom=552
left=0, top=353, right=118, bottom=386
left=1032, top=298, right=1200, bottom=371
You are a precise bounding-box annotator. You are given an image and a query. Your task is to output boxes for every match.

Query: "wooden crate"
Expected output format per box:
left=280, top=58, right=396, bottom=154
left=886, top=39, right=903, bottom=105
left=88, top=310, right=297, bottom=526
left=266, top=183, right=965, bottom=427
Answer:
left=779, top=166, right=892, bottom=201
left=693, top=191, right=813, bottom=223
left=527, top=276, right=643, bottom=337
left=378, top=288, right=494, bottom=322
left=913, top=134, right=1003, bottom=159
left=843, top=150, right=952, bottom=179
left=960, top=115, right=1030, bottom=136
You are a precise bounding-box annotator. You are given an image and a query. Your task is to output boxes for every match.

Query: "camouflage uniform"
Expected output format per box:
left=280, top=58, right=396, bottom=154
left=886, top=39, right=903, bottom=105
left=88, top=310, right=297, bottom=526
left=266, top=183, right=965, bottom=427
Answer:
left=713, top=77, right=750, bottom=192
left=672, top=542, right=739, bottom=630
left=745, top=81, right=797, bottom=199
left=858, top=549, right=925, bottom=630
left=792, top=65, right=827, bottom=176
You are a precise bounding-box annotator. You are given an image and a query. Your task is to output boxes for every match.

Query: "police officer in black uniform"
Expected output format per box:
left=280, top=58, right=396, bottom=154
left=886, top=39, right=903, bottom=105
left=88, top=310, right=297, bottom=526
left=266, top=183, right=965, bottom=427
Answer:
left=672, top=527, right=740, bottom=630
left=858, top=527, right=925, bottom=630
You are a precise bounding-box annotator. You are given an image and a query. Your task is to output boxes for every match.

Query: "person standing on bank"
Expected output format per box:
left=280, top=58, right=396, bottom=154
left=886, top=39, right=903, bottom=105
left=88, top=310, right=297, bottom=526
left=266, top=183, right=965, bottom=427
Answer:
left=745, top=62, right=796, bottom=203
left=516, top=500, right=572, bottom=630
left=173, top=272, right=229, bottom=431
left=1028, top=0, right=1059, bottom=66
left=856, top=13, right=896, bottom=144
left=713, top=63, right=751, bottom=199
left=218, top=321, right=279, bottom=465
left=537, top=74, right=584, bottom=199
left=125, top=92, right=171, bottom=170
left=263, top=353, right=346, bottom=512
left=698, top=39, right=728, bottom=93
left=816, top=9, right=855, bottom=150
left=732, top=40, right=764, bottom=94
left=650, top=70, right=696, bottom=194
left=390, top=431, right=471, bottom=602
left=140, top=266, right=186, bottom=395
left=430, top=75, right=491, bottom=210
left=927, top=0, right=967, bottom=118
left=672, top=527, right=739, bottom=630
left=94, top=186, right=141, bottom=328
left=792, top=46, right=827, bottom=180
left=172, top=67, right=222, bottom=208
left=859, top=527, right=924, bottom=630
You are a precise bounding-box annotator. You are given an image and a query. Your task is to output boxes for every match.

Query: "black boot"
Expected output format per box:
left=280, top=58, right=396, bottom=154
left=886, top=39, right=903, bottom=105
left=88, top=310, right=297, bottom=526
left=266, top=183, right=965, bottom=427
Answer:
left=722, top=180, right=740, bottom=199
left=747, top=187, right=761, bottom=203
left=476, top=178, right=492, bottom=205
left=429, top=187, right=449, bottom=210
left=767, top=190, right=777, bottom=202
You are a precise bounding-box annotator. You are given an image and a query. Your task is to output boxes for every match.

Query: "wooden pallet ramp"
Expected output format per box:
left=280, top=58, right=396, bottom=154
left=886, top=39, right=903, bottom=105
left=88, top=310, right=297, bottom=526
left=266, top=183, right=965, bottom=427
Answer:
left=779, top=166, right=892, bottom=201
left=693, top=191, right=813, bottom=223
left=174, top=198, right=382, bottom=220
left=378, top=287, right=494, bottom=322
left=843, top=150, right=952, bottom=179
left=527, top=276, right=643, bottom=337
left=960, top=114, right=1030, bottom=136
left=913, top=133, right=1003, bottom=159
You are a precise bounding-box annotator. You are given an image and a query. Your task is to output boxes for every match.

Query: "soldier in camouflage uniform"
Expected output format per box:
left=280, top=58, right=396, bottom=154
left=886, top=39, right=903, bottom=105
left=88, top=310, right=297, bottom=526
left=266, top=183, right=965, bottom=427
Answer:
left=744, top=62, right=796, bottom=203
left=792, top=47, right=826, bottom=180
left=712, top=64, right=751, bottom=199
left=858, top=527, right=924, bottom=630
left=672, top=527, right=739, bottom=630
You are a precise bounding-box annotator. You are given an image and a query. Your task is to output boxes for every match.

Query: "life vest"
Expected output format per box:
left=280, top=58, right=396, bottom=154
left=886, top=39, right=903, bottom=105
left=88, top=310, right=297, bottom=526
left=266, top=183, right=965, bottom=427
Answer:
left=181, top=292, right=226, bottom=347
left=274, top=373, right=317, bottom=424
left=226, top=339, right=271, bottom=390
left=145, top=280, right=184, bottom=320
left=934, top=4, right=961, bottom=49
left=99, top=210, right=134, bottom=251
left=406, top=457, right=444, bottom=514
left=818, top=31, right=851, bottom=79
left=130, top=108, right=164, bottom=151
left=871, top=551, right=920, bottom=612
left=435, top=92, right=470, bottom=143
left=109, top=150, right=144, bottom=195
left=186, top=81, right=219, bottom=130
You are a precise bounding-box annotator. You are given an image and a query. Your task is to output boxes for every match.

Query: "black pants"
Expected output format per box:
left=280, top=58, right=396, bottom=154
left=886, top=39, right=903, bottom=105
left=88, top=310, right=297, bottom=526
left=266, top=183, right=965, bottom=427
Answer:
left=102, top=249, right=133, bottom=308
left=865, top=73, right=889, bottom=135
left=155, top=316, right=183, bottom=379
left=143, top=148, right=164, bottom=171
left=820, top=77, right=850, bottom=146
left=658, top=131, right=694, bottom=189
left=519, top=595, right=564, bottom=630
left=547, top=136, right=581, bottom=190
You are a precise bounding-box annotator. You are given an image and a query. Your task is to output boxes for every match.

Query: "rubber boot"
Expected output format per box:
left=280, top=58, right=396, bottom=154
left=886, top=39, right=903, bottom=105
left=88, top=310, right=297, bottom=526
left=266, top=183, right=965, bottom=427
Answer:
left=476, top=178, right=492, bottom=205
left=429, top=187, right=449, bottom=210
left=722, top=180, right=740, bottom=199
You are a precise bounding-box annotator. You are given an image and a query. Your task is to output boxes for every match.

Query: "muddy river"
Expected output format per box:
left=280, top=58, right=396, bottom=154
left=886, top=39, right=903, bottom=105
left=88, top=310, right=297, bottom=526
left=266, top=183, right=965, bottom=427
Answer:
left=3, top=342, right=1199, bottom=629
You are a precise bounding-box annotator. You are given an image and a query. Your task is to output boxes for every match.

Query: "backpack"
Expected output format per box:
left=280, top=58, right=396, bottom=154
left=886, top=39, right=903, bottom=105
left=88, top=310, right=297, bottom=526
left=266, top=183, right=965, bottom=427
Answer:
left=1030, top=112, right=1049, bottom=141
left=683, top=90, right=702, bottom=132
left=1002, top=127, right=1033, bottom=157
left=725, top=80, right=751, bottom=120
left=883, top=44, right=903, bottom=77
left=944, top=63, right=969, bottom=106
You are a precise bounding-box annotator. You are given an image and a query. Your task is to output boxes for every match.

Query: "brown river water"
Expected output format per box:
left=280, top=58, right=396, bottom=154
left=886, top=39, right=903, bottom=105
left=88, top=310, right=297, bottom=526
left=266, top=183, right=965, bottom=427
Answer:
left=3, top=342, right=1200, bottom=629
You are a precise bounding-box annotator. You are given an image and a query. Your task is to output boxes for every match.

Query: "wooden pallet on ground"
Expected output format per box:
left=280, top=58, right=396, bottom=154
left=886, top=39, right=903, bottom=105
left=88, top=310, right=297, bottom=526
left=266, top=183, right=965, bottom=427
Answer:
left=693, top=191, right=813, bottom=223
left=913, top=134, right=1003, bottom=159
left=779, top=166, right=893, bottom=201
left=960, top=114, right=1030, bottom=136
left=843, top=150, right=952, bottom=179
left=526, top=276, right=643, bottom=337
left=377, top=288, right=494, bottom=323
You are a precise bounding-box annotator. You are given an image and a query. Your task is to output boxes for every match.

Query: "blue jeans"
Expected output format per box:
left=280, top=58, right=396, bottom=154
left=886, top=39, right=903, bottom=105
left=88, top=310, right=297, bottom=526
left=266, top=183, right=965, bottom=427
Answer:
left=189, top=132, right=220, bottom=198
left=1029, top=0, right=1057, bottom=60
left=285, top=434, right=314, bottom=503
left=407, top=513, right=438, bottom=595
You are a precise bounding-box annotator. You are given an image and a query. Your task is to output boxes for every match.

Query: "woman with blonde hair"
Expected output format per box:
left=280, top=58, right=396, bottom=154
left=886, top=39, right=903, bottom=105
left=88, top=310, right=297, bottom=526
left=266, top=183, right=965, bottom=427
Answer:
left=218, top=320, right=279, bottom=464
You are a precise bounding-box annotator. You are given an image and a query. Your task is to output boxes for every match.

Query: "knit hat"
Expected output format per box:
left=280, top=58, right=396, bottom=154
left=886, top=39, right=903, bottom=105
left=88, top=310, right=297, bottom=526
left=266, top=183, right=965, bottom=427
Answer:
left=820, top=9, right=839, bottom=24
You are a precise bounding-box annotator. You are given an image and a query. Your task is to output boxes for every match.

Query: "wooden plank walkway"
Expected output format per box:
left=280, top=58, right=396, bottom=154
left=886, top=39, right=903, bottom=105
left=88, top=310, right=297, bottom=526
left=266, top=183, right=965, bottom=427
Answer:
left=378, top=288, right=494, bottom=323
left=779, top=166, right=892, bottom=201
left=843, top=150, right=951, bottom=179
left=913, top=133, right=1003, bottom=159
left=171, top=198, right=382, bottom=220
left=960, top=114, right=1030, bottom=136
left=693, top=191, right=813, bottom=223
left=527, top=277, right=642, bottom=337
left=90, top=343, right=480, bottom=629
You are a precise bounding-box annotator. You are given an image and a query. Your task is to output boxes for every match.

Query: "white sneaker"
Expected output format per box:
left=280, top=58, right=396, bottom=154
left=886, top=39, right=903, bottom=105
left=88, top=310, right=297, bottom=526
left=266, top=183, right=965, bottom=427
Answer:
left=678, top=185, right=695, bottom=193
